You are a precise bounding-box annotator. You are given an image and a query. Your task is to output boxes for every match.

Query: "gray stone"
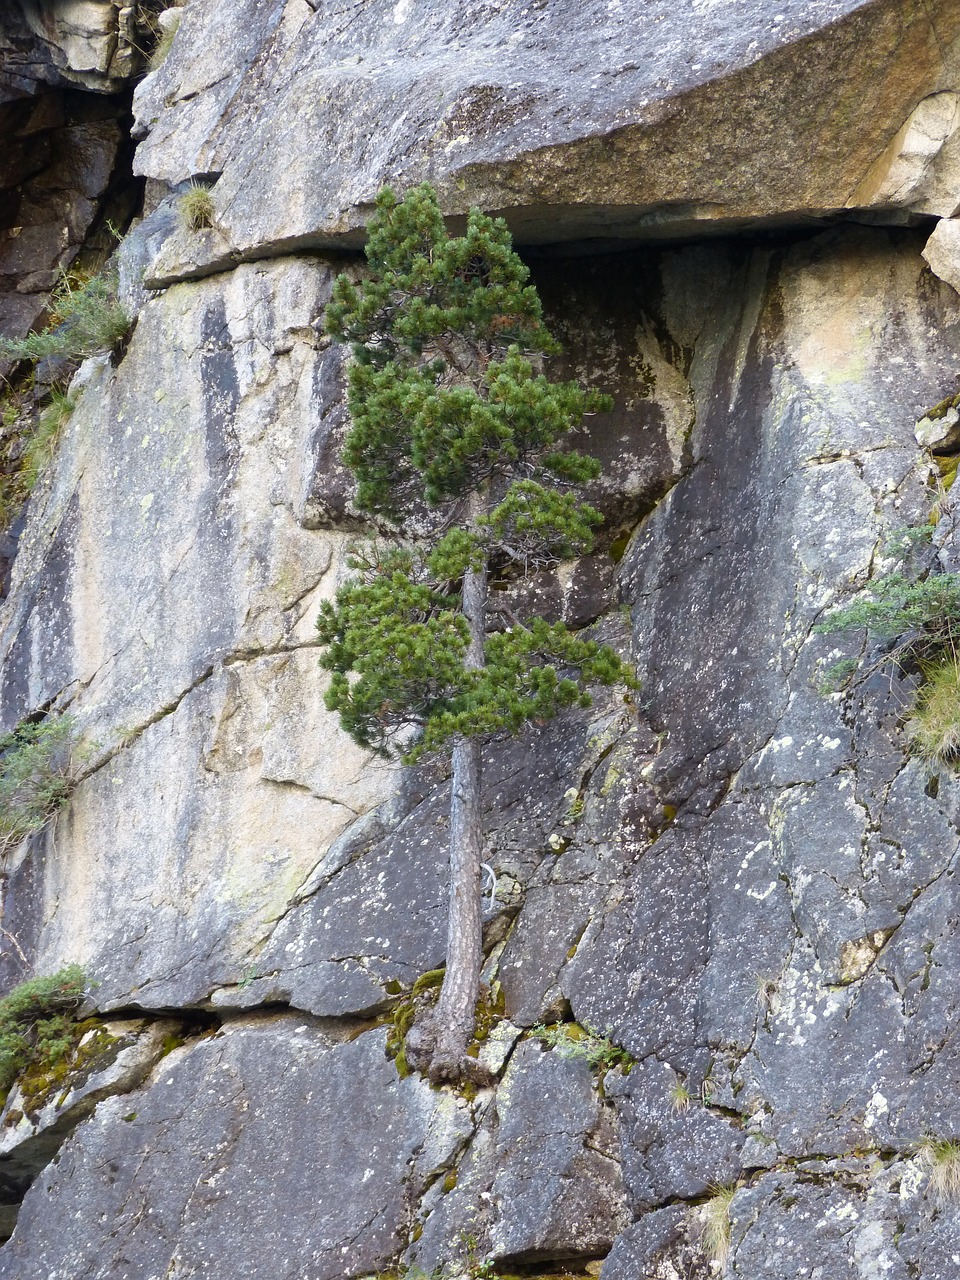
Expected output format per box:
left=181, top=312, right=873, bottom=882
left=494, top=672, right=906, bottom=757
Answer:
left=600, top=1207, right=701, bottom=1280
left=412, top=1039, right=628, bottom=1272
left=0, top=1016, right=183, bottom=1241
left=915, top=404, right=960, bottom=452
left=133, top=0, right=960, bottom=277
left=0, top=1020, right=476, bottom=1279
left=923, top=216, right=960, bottom=295
left=606, top=1058, right=743, bottom=1209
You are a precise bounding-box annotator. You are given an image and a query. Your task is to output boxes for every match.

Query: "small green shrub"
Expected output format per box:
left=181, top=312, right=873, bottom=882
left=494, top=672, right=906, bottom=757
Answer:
left=0, top=716, right=85, bottom=859
left=0, top=965, right=86, bottom=1096
left=814, top=572, right=960, bottom=666
left=178, top=182, right=215, bottom=232
left=699, top=1183, right=737, bottom=1265
left=0, top=270, right=128, bottom=367
left=919, top=1137, right=960, bottom=1200
left=815, top=557, right=960, bottom=763
left=532, top=1021, right=634, bottom=1073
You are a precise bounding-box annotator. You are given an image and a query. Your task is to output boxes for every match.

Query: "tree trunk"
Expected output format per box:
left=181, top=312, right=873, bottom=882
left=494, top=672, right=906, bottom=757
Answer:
left=426, top=563, right=487, bottom=1083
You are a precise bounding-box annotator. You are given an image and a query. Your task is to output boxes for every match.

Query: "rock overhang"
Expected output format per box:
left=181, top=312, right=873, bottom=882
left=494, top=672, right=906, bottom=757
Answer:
left=133, top=0, right=960, bottom=284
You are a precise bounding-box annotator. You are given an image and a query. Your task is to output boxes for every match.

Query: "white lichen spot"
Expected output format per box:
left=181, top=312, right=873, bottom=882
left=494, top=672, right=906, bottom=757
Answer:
left=747, top=881, right=778, bottom=902
left=863, top=1091, right=889, bottom=1130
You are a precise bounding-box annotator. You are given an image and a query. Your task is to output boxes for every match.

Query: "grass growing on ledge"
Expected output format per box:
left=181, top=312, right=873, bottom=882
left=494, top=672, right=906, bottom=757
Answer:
left=699, top=1183, right=737, bottom=1265
left=0, top=966, right=87, bottom=1097
left=178, top=182, right=216, bottom=232
left=906, top=660, right=960, bottom=765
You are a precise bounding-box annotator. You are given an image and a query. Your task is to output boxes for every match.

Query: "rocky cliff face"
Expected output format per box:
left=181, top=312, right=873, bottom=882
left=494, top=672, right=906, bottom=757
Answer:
left=1, top=1, right=960, bottom=1277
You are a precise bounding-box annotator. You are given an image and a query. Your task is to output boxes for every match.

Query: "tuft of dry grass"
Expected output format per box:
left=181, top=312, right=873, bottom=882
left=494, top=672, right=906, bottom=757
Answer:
left=178, top=182, right=216, bottom=232
left=907, top=660, right=960, bottom=765
left=919, top=1137, right=960, bottom=1200
left=669, top=1074, right=693, bottom=1114
left=700, top=1184, right=737, bottom=1265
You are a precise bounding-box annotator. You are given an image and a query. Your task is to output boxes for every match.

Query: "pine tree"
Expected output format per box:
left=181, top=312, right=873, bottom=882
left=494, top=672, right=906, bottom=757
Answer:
left=319, top=183, right=634, bottom=1083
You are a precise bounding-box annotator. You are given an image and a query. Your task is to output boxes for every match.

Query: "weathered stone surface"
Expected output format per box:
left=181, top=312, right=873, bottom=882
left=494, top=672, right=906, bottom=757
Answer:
left=0, top=1020, right=477, bottom=1279
left=3, top=0, right=960, bottom=1265
left=600, top=1206, right=702, bottom=1280
left=0, top=257, right=396, bottom=1005
left=923, top=214, right=960, bottom=294
left=0, top=1016, right=183, bottom=1241
left=0, top=2, right=157, bottom=99
left=133, top=0, right=960, bottom=277
left=412, top=1039, right=629, bottom=1272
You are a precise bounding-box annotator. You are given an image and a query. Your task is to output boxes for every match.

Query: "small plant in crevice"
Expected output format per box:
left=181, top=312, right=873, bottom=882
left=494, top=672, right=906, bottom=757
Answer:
left=754, top=973, right=778, bottom=1012
left=531, top=1021, right=634, bottom=1074
left=699, top=1183, right=737, bottom=1266
left=814, top=540, right=960, bottom=765
left=0, top=379, right=82, bottom=532
left=0, top=965, right=87, bottom=1099
left=178, top=182, right=216, bottom=232
left=20, top=386, right=77, bottom=493
left=0, top=269, right=129, bottom=368
left=918, top=1136, right=960, bottom=1201
left=669, top=1074, right=693, bottom=1114
left=146, top=9, right=181, bottom=69
left=0, top=715, right=87, bottom=861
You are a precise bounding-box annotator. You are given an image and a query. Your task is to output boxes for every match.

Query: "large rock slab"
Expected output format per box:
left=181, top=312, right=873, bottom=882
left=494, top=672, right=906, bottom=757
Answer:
left=412, top=1039, right=629, bottom=1272
left=0, top=1020, right=477, bottom=1280
left=132, top=0, right=960, bottom=278
left=559, top=227, right=960, bottom=1271
left=0, top=256, right=396, bottom=1004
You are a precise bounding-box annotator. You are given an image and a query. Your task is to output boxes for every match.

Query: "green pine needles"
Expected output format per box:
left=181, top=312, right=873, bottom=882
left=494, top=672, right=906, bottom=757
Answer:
left=319, top=183, right=634, bottom=1082
left=319, top=183, right=633, bottom=762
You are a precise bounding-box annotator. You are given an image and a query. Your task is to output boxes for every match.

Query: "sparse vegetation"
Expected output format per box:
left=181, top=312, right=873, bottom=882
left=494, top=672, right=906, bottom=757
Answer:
left=815, top=525, right=960, bottom=765
left=531, top=1021, right=634, bottom=1073
left=0, top=965, right=87, bottom=1097
left=755, top=973, right=778, bottom=1011
left=0, top=269, right=128, bottom=367
left=699, top=1183, right=737, bottom=1265
left=669, top=1075, right=693, bottom=1114
left=919, top=1137, right=960, bottom=1200
left=0, top=379, right=80, bottom=532
left=178, top=182, right=216, bottom=232
left=0, top=716, right=86, bottom=860
left=147, top=11, right=180, bottom=69
left=906, top=659, right=960, bottom=764
left=20, top=387, right=77, bottom=493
